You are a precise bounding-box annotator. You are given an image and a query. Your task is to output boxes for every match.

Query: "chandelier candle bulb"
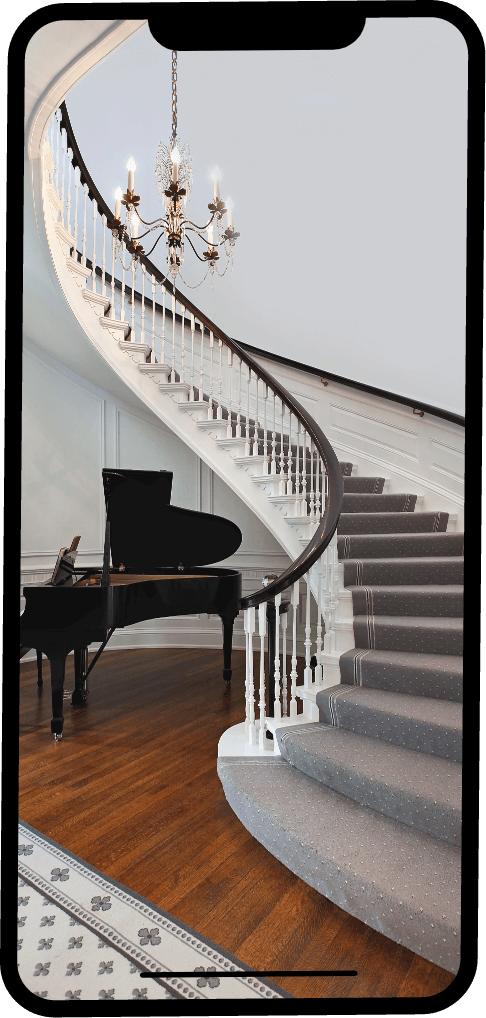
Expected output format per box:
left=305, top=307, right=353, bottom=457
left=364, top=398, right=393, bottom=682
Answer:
left=114, top=188, right=122, bottom=221
left=127, top=158, right=136, bottom=193
left=132, top=214, right=139, bottom=239
left=207, top=224, right=214, bottom=245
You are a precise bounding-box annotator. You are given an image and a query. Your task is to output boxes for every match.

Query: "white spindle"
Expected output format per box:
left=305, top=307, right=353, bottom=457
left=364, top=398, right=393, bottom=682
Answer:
left=101, top=214, right=107, bottom=296
left=81, top=184, right=88, bottom=267
left=120, top=241, right=126, bottom=320
left=66, top=149, right=72, bottom=235
left=227, top=348, right=233, bottom=437
left=54, top=111, right=61, bottom=194
left=161, top=284, right=166, bottom=365
left=271, top=392, right=277, bottom=474
left=245, top=366, right=251, bottom=456
left=199, top=327, right=205, bottom=404
left=258, top=603, right=267, bottom=750
left=273, top=593, right=282, bottom=721
left=315, top=554, right=324, bottom=684
left=208, top=331, right=214, bottom=418
left=252, top=376, right=258, bottom=456
left=289, top=581, right=299, bottom=722
left=181, top=308, right=186, bottom=386
left=244, top=607, right=256, bottom=743
left=60, top=129, right=67, bottom=226
left=237, top=357, right=242, bottom=437
left=91, top=200, right=98, bottom=291
left=281, top=608, right=288, bottom=716
left=73, top=166, right=80, bottom=254
left=151, top=275, right=156, bottom=360
left=301, top=427, right=307, bottom=516
left=171, top=290, right=176, bottom=381
left=189, top=311, right=194, bottom=398
left=263, top=384, right=268, bottom=473
left=294, top=421, right=301, bottom=515
left=130, top=259, right=136, bottom=341
left=304, top=571, right=312, bottom=687
left=286, top=413, right=293, bottom=494
left=217, top=340, right=223, bottom=418
left=279, top=401, right=285, bottom=493
left=110, top=232, right=116, bottom=318
left=141, top=263, right=146, bottom=349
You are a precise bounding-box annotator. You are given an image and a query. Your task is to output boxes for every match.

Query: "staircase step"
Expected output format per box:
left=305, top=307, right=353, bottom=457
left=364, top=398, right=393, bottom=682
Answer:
left=342, top=556, right=464, bottom=586
left=339, top=462, right=354, bottom=475
left=217, top=756, right=460, bottom=973
left=316, top=686, right=462, bottom=761
left=337, top=512, right=449, bottom=535
left=343, top=476, right=386, bottom=493
left=348, top=585, right=463, bottom=618
left=275, top=723, right=461, bottom=847
left=353, top=615, right=463, bottom=655
left=339, top=649, right=463, bottom=702
left=341, top=493, right=417, bottom=513
left=338, top=532, right=464, bottom=559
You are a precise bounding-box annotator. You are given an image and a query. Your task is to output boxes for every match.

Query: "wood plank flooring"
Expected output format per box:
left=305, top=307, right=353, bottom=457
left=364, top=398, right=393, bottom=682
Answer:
left=19, top=647, right=456, bottom=1000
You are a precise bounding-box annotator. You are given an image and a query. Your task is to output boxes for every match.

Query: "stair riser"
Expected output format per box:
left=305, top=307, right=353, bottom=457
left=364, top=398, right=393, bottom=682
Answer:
left=349, top=588, right=463, bottom=618
left=343, top=478, right=385, bottom=493
left=343, top=559, right=464, bottom=585
left=338, top=513, right=449, bottom=535
left=339, top=650, right=463, bottom=702
left=338, top=533, right=464, bottom=559
left=353, top=618, right=463, bottom=655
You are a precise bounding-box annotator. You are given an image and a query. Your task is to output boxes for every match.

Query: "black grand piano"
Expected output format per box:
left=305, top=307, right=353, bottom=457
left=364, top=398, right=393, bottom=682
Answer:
left=20, top=469, right=242, bottom=738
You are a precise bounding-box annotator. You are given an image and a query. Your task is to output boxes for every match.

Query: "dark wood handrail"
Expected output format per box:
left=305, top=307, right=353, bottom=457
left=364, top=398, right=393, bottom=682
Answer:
left=57, top=102, right=344, bottom=607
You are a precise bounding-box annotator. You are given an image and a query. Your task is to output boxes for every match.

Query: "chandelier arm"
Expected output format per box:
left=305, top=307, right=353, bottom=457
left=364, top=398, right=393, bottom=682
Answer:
left=135, top=213, right=168, bottom=228
left=183, top=213, right=218, bottom=232
left=142, top=233, right=169, bottom=259
left=184, top=233, right=214, bottom=263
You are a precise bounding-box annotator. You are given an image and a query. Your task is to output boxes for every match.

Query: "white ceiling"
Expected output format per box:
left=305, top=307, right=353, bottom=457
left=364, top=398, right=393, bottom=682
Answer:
left=44, top=20, right=469, bottom=414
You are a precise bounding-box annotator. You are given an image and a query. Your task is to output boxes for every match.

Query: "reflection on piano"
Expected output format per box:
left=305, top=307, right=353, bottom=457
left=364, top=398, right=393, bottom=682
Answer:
left=20, top=470, right=242, bottom=738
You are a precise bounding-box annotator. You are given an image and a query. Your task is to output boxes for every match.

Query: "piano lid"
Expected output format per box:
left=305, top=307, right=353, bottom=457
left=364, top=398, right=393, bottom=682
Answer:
left=102, top=469, right=242, bottom=569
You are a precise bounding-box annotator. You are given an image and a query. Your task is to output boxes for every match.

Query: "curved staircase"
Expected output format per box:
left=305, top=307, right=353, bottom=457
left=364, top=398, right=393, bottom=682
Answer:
left=32, top=102, right=463, bottom=977
left=218, top=464, right=462, bottom=974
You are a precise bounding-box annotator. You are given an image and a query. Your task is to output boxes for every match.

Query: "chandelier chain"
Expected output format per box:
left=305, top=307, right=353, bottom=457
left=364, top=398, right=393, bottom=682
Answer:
left=171, top=50, right=177, bottom=139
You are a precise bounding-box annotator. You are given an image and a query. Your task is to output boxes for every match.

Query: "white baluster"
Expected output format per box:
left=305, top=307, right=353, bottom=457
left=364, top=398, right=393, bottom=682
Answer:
left=289, top=580, right=299, bottom=722
left=110, top=231, right=116, bottom=319
left=304, top=571, right=312, bottom=687
left=227, top=348, right=233, bottom=437
left=237, top=357, right=242, bottom=437
left=120, top=241, right=126, bottom=320
left=208, top=331, right=214, bottom=418
left=279, top=400, right=285, bottom=493
left=286, top=413, right=293, bottom=494
left=161, top=284, right=166, bottom=365
left=199, top=326, right=205, bottom=404
left=217, top=339, right=223, bottom=418
left=244, top=607, right=256, bottom=743
left=189, top=311, right=194, bottom=398
left=263, top=384, right=268, bottom=473
left=309, top=439, right=315, bottom=519
left=315, top=554, right=324, bottom=684
left=171, top=290, right=176, bottom=381
left=101, top=214, right=107, bottom=297
left=60, top=129, right=67, bottom=227
left=73, top=166, right=80, bottom=255
left=301, top=427, right=307, bottom=516
left=91, top=200, right=98, bottom=291
left=281, top=607, right=288, bottom=716
left=271, top=391, right=277, bottom=475
left=245, top=366, right=251, bottom=456
left=273, top=593, right=282, bottom=721
left=66, top=149, right=72, bottom=235
left=252, top=376, right=259, bottom=456
left=54, top=111, right=61, bottom=194
left=181, top=307, right=186, bottom=387
left=258, top=603, right=267, bottom=750
left=151, top=274, right=156, bottom=361
left=130, top=258, right=136, bottom=341
left=141, top=263, right=146, bottom=349
left=294, top=420, right=301, bottom=516
left=81, top=183, right=88, bottom=267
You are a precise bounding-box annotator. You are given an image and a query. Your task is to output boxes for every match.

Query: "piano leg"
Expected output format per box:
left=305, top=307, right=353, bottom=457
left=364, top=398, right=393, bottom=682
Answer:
left=36, top=650, right=43, bottom=687
left=220, top=615, right=236, bottom=683
left=72, top=648, right=88, bottom=706
left=49, top=651, right=67, bottom=739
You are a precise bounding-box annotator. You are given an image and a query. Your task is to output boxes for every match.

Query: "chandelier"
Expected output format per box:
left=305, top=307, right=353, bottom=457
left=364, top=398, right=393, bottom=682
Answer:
left=108, top=50, right=239, bottom=288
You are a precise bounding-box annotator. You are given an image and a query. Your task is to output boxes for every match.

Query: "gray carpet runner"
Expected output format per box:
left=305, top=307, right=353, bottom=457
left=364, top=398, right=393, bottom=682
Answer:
left=218, top=462, right=463, bottom=974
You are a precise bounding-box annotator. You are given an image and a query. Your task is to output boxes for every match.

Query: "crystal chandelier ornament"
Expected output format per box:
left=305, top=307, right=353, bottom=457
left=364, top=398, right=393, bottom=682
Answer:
left=108, top=50, right=239, bottom=288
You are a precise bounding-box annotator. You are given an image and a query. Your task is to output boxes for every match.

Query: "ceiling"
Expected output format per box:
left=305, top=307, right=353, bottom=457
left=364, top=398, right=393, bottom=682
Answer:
left=29, top=17, right=469, bottom=415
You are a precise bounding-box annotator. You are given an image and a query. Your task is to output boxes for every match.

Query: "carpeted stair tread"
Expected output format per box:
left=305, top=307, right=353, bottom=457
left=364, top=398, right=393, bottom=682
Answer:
left=275, top=722, right=461, bottom=846
left=342, top=493, right=417, bottom=513
left=316, top=685, right=462, bottom=761
left=353, top=615, right=463, bottom=655
left=339, top=462, right=354, bottom=475
left=339, top=649, right=463, bottom=702
left=217, top=756, right=460, bottom=973
left=343, top=477, right=385, bottom=493
left=338, top=532, right=464, bottom=559
left=342, top=557, right=464, bottom=585
left=348, top=585, right=463, bottom=618
left=337, top=512, right=449, bottom=534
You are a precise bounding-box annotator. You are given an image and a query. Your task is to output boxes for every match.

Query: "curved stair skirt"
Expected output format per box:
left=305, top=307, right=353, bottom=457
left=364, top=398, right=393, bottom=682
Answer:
left=218, top=463, right=463, bottom=975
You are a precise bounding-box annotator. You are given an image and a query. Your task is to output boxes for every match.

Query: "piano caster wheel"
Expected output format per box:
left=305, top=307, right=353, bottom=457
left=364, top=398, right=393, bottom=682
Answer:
left=54, top=732, right=63, bottom=742
left=71, top=690, right=87, bottom=707
left=51, top=719, right=63, bottom=740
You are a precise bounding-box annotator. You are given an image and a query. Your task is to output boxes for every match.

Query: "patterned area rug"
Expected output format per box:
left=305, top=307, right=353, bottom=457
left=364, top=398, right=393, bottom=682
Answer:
left=17, top=821, right=292, bottom=1002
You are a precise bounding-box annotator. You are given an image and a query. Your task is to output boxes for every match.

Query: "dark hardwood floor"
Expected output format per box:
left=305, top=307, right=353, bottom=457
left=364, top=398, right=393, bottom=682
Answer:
left=19, top=647, right=456, bottom=1000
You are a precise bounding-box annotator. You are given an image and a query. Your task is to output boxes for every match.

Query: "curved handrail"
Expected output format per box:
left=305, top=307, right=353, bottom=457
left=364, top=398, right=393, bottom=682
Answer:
left=55, top=102, right=344, bottom=608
